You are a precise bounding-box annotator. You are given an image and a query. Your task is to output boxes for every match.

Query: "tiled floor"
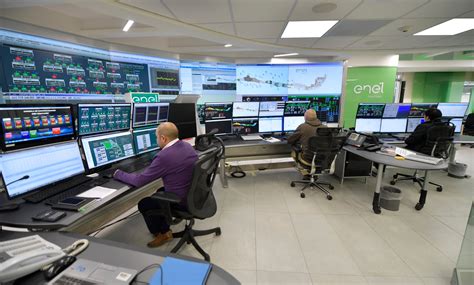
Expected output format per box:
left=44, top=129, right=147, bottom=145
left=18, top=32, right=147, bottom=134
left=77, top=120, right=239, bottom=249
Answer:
left=97, top=146, right=473, bottom=285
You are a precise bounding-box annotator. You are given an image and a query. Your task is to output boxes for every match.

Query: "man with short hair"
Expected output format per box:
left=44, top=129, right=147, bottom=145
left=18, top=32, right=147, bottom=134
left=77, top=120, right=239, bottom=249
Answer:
left=287, top=109, right=326, bottom=162
left=114, top=122, right=198, bottom=247
left=405, top=108, right=443, bottom=153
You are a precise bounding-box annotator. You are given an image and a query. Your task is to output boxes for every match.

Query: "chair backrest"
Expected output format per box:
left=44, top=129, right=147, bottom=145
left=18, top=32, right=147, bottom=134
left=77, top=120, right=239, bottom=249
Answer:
left=464, top=113, right=474, bottom=134
left=425, top=121, right=455, bottom=158
left=307, top=128, right=346, bottom=170
left=187, top=134, right=224, bottom=219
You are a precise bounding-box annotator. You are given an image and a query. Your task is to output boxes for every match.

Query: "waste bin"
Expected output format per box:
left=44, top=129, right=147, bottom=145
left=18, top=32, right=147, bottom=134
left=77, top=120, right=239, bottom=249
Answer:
left=380, top=186, right=402, bottom=211
left=448, top=162, right=468, bottom=178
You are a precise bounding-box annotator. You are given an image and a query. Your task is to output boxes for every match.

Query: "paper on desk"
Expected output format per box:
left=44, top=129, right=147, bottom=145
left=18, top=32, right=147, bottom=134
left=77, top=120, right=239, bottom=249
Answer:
left=77, top=186, right=116, bottom=199
left=395, top=147, right=416, bottom=157
left=265, top=137, right=281, bottom=143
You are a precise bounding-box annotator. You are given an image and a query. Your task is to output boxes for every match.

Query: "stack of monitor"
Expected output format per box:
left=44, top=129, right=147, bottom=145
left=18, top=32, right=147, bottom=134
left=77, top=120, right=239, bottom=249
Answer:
left=204, top=100, right=328, bottom=135
left=355, top=102, right=468, bottom=134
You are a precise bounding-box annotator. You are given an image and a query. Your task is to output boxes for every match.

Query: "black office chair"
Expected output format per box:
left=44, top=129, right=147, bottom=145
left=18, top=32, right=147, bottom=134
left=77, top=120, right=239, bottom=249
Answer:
left=463, top=113, right=474, bottom=146
left=290, top=128, right=346, bottom=200
left=391, top=122, right=455, bottom=192
left=148, top=132, right=224, bottom=261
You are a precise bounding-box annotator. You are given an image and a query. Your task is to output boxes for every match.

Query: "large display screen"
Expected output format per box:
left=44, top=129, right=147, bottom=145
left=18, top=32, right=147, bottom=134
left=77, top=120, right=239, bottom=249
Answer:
left=437, top=103, right=468, bottom=117
left=382, top=104, right=411, bottom=118
left=0, top=141, right=85, bottom=199
left=180, top=61, right=236, bottom=96
left=232, top=102, right=259, bottom=118
left=232, top=118, right=259, bottom=135
left=132, top=103, right=169, bottom=128
left=78, top=103, right=131, bottom=135
left=204, top=103, right=233, bottom=121
left=81, top=131, right=135, bottom=170
left=0, top=104, right=75, bottom=151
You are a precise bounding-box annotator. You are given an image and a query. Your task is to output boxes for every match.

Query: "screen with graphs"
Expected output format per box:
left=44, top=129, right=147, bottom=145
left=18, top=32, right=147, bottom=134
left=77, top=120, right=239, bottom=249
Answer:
left=132, top=103, right=169, bottom=128
left=78, top=104, right=131, bottom=135
left=204, top=103, right=233, bottom=121
left=232, top=118, right=259, bottom=135
left=149, top=66, right=179, bottom=91
left=81, top=131, right=135, bottom=169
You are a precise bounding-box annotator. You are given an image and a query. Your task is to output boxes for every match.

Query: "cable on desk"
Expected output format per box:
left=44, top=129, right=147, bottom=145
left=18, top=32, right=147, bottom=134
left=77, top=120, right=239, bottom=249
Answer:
left=230, top=165, right=246, bottom=178
left=132, top=263, right=163, bottom=285
left=87, top=210, right=140, bottom=236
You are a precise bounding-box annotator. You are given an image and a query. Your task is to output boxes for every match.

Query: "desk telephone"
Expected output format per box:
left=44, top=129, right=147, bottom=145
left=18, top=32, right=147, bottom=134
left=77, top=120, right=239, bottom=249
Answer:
left=346, top=132, right=381, bottom=152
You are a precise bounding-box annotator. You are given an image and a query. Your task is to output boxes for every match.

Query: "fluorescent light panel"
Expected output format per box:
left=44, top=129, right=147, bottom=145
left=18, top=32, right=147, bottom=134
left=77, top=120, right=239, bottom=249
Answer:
left=281, top=20, right=338, bottom=38
left=123, top=20, right=134, bottom=32
left=415, top=18, right=474, bottom=36
left=224, top=44, right=232, bottom=47
left=274, top=53, right=299, bottom=57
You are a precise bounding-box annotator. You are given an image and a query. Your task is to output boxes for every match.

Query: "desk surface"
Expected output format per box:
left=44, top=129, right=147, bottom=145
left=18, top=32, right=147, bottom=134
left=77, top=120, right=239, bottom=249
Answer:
left=343, top=146, right=448, bottom=170
left=379, top=134, right=474, bottom=144
left=223, top=136, right=288, bottom=147
left=0, top=231, right=239, bottom=285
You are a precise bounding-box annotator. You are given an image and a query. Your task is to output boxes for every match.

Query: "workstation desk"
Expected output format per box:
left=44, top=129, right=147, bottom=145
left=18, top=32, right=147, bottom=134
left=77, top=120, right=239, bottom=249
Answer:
left=0, top=231, right=239, bottom=284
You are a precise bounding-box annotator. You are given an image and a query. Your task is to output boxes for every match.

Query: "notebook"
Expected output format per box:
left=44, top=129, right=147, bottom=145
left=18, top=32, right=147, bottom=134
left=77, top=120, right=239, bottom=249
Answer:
left=149, top=257, right=212, bottom=285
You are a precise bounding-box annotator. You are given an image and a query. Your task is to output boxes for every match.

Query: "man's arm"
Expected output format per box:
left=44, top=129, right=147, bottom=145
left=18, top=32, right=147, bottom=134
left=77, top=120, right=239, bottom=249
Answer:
left=405, top=124, right=427, bottom=147
left=287, top=126, right=302, bottom=145
left=114, top=155, right=167, bottom=187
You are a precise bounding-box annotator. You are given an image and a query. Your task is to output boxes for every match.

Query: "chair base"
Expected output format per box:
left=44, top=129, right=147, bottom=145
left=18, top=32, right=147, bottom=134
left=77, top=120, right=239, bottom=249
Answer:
left=290, top=176, right=334, bottom=200
left=390, top=172, right=443, bottom=192
left=171, top=219, right=221, bottom=261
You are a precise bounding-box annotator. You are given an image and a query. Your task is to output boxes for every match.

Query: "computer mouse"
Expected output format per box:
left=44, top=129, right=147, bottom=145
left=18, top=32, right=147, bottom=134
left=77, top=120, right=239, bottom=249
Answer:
left=44, top=255, right=77, bottom=280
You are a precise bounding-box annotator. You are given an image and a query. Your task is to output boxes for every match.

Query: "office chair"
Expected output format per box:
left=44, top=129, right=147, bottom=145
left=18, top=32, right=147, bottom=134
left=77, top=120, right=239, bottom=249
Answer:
left=464, top=114, right=474, bottom=148
left=290, top=128, right=346, bottom=200
left=391, top=122, right=455, bottom=192
left=147, top=132, right=224, bottom=261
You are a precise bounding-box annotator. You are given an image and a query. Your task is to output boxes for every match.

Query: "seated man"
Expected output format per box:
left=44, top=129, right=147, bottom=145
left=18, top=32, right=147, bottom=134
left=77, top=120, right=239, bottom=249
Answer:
left=287, top=109, right=326, bottom=163
left=114, top=122, right=198, bottom=247
left=405, top=108, right=443, bottom=154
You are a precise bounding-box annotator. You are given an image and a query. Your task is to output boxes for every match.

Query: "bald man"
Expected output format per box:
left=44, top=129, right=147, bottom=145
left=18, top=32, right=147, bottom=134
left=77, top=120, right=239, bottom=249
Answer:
left=114, top=122, right=198, bottom=247
left=287, top=109, right=326, bottom=162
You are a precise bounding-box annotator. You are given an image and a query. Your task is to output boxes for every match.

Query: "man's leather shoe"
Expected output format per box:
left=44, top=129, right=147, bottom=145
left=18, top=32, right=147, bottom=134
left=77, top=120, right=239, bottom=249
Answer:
left=147, top=230, right=173, bottom=248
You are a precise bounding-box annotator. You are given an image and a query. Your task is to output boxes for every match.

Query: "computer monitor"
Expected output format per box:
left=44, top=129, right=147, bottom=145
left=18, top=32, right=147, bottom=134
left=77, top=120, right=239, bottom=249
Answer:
left=356, top=104, right=385, bottom=118
left=0, top=141, right=85, bottom=199
left=232, top=118, right=259, bottom=135
left=258, top=117, right=283, bottom=133
left=310, top=96, right=340, bottom=123
left=204, top=102, right=233, bottom=121
left=449, top=118, right=463, bottom=133
left=284, top=116, right=305, bottom=132
left=132, top=103, right=169, bottom=128
left=81, top=131, right=135, bottom=170
left=382, top=104, right=411, bottom=118
left=232, top=102, right=260, bottom=118
left=284, top=101, right=310, bottom=116
left=78, top=103, right=131, bottom=136
left=132, top=127, right=159, bottom=155
left=409, top=103, right=438, bottom=117
left=380, top=119, right=408, bottom=133
left=167, top=103, right=197, bottom=139
left=406, top=117, right=425, bottom=132
left=258, top=101, right=285, bottom=117
left=355, top=118, right=381, bottom=133
left=205, top=119, right=232, bottom=135
left=437, top=103, right=468, bottom=118
left=0, top=104, right=75, bottom=151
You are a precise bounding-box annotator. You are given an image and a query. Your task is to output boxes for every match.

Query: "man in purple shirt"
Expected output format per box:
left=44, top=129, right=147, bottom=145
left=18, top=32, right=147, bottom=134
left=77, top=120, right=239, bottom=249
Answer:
left=114, top=122, right=198, bottom=247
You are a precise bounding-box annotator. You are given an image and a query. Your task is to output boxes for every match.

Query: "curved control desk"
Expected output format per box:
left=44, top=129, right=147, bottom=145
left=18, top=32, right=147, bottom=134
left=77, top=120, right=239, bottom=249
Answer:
left=343, top=146, right=448, bottom=214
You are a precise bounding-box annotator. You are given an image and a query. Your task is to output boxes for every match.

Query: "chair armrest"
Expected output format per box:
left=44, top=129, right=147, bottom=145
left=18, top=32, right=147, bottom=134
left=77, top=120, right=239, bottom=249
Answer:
left=146, top=192, right=182, bottom=225
left=150, top=191, right=182, bottom=204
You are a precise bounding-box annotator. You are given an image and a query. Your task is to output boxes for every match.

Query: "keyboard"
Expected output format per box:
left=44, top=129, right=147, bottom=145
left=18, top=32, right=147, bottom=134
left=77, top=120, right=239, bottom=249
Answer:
left=24, top=176, right=92, bottom=204
left=44, top=179, right=109, bottom=205
left=51, top=275, right=97, bottom=285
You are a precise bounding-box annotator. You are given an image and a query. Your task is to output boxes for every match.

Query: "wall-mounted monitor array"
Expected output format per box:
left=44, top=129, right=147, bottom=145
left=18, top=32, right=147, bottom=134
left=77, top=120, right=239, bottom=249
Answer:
left=0, top=104, right=75, bottom=151
left=355, top=102, right=468, bottom=133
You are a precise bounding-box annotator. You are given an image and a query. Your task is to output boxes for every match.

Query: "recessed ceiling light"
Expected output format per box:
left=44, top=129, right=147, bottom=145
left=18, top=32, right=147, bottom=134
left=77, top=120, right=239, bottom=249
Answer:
left=274, top=53, right=299, bottom=57
left=122, top=20, right=134, bottom=32
left=281, top=21, right=338, bottom=38
left=224, top=44, right=232, bottom=48
left=414, top=18, right=474, bottom=36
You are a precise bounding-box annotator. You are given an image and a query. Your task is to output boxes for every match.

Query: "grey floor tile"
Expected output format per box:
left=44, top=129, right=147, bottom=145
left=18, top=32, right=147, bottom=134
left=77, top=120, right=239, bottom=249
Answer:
left=227, top=269, right=257, bottom=285
left=364, top=276, right=424, bottom=284
left=257, top=270, right=313, bottom=285
left=311, top=274, right=367, bottom=285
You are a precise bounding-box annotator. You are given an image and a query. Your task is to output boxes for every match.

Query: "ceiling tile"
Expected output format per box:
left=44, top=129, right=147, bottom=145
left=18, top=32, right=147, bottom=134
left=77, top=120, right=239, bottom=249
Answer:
left=162, top=0, right=231, bottom=23
left=118, top=0, right=175, bottom=18
left=231, top=0, right=295, bottom=22
left=428, top=34, right=474, bottom=47
left=168, top=36, right=222, bottom=47
left=404, top=0, right=474, bottom=18
left=370, top=18, right=450, bottom=36
left=198, top=23, right=236, bottom=35
left=290, top=0, right=362, bottom=21
left=44, top=4, right=106, bottom=19
left=346, top=0, right=428, bottom=20
left=277, top=38, right=316, bottom=48
left=254, top=38, right=279, bottom=44
left=459, top=10, right=474, bottom=18
left=312, top=36, right=361, bottom=48
left=347, top=35, right=447, bottom=50
left=325, top=20, right=391, bottom=36
left=235, top=22, right=285, bottom=38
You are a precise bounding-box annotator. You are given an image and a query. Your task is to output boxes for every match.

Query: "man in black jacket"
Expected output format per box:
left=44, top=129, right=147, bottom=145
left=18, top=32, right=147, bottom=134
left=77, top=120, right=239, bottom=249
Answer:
left=405, top=108, right=443, bottom=154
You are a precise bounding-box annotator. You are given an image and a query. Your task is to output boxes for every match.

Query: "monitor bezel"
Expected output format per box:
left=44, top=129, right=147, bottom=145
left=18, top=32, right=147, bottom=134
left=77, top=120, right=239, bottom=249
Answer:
left=76, top=103, right=132, bottom=136
left=0, top=104, right=77, bottom=152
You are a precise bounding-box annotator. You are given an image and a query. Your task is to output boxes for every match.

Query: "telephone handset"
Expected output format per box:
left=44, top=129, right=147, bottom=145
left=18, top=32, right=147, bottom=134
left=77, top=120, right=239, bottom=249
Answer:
left=346, top=132, right=381, bottom=151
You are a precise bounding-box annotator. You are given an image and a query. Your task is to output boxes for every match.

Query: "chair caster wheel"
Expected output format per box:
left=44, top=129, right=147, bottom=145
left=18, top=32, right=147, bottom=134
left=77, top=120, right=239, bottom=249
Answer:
left=415, top=203, right=424, bottom=210
left=393, top=174, right=398, bottom=179
left=436, top=186, right=443, bottom=192
left=329, top=185, right=334, bottom=190
left=216, top=228, right=222, bottom=236
left=300, top=192, right=305, bottom=198
left=390, top=180, right=396, bottom=185
left=291, top=182, right=295, bottom=187
left=327, top=195, right=332, bottom=200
